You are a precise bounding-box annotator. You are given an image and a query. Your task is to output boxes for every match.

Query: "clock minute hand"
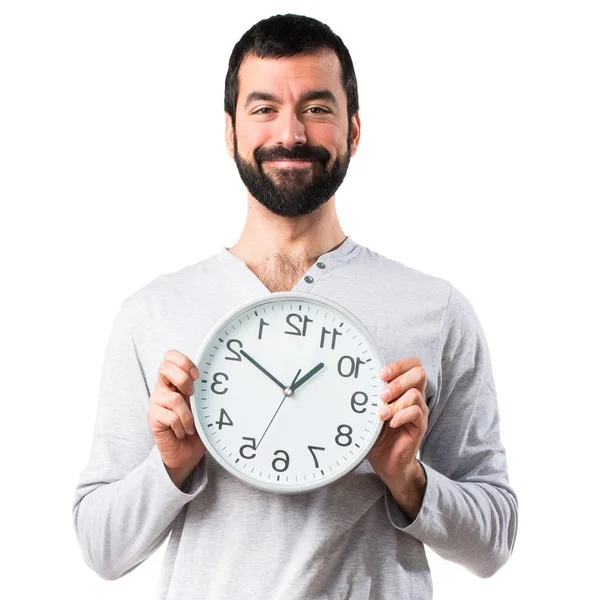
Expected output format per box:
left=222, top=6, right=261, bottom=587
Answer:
left=290, top=362, right=325, bottom=393
left=239, top=349, right=287, bottom=391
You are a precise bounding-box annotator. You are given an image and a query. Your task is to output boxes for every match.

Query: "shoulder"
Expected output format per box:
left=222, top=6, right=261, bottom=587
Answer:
left=350, top=242, right=484, bottom=336
left=350, top=243, right=452, bottom=307
left=118, top=253, right=221, bottom=327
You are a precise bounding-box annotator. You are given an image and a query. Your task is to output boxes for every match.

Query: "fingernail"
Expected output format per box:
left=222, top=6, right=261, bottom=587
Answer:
left=191, top=367, right=199, bottom=379
left=379, top=388, right=391, bottom=401
left=379, top=367, right=390, bottom=379
left=378, top=407, right=391, bottom=419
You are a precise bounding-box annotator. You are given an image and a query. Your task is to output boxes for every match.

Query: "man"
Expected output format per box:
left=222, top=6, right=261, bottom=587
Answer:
left=72, top=13, right=518, bottom=599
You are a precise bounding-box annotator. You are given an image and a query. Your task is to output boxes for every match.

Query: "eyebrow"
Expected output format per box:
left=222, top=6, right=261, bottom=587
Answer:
left=243, top=89, right=339, bottom=109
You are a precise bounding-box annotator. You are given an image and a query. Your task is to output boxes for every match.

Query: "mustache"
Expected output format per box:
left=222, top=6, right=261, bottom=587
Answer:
left=254, top=145, right=330, bottom=163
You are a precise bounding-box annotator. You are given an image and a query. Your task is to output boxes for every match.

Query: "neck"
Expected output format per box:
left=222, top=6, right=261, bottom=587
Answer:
left=227, top=194, right=346, bottom=266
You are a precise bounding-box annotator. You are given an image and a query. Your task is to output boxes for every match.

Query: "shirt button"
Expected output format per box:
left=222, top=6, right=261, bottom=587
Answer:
left=316, top=262, right=326, bottom=269
left=304, top=275, right=314, bottom=283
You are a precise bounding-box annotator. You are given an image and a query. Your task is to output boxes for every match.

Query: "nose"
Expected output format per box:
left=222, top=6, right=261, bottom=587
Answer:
left=276, top=109, right=307, bottom=148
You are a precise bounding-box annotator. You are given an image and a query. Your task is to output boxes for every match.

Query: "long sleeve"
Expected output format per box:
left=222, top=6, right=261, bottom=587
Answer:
left=385, top=284, right=518, bottom=578
left=71, top=298, right=208, bottom=581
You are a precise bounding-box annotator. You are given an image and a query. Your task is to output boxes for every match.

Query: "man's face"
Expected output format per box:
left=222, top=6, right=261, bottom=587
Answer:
left=226, top=51, right=360, bottom=217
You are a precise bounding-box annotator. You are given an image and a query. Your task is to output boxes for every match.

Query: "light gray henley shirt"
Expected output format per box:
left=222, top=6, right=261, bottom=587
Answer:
left=72, top=235, right=518, bottom=599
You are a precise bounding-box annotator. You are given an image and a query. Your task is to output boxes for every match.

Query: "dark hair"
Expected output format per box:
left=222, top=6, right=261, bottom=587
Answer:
left=224, top=14, right=359, bottom=128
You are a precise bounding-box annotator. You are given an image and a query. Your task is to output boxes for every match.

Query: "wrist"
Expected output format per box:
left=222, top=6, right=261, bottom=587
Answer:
left=164, top=462, right=197, bottom=491
left=387, top=460, right=427, bottom=522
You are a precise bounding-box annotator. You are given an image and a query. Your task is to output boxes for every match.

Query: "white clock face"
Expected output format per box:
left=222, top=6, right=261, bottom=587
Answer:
left=191, top=291, right=385, bottom=493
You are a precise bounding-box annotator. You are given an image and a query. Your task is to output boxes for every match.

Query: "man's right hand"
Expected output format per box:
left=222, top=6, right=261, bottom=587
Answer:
left=147, top=349, right=206, bottom=488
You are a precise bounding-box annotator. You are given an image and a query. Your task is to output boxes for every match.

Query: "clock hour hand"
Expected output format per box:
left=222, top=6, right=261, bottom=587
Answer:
left=289, top=362, right=325, bottom=393
left=239, top=349, right=287, bottom=391
left=256, top=369, right=302, bottom=450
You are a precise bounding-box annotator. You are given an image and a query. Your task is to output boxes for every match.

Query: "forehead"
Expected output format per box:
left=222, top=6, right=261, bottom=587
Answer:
left=236, top=50, right=345, bottom=104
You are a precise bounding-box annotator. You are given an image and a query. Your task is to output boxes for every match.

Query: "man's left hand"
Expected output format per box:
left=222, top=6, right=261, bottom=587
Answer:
left=367, top=357, right=429, bottom=521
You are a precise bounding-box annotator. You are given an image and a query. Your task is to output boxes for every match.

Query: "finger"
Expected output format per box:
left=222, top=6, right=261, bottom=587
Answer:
left=157, top=359, right=196, bottom=397
left=379, top=365, right=427, bottom=403
left=149, top=403, right=188, bottom=440
left=380, top=357, right=423, bottom=382
left=157, top=390, right=196, bottom=436
left=164, top=349, right=199, bottom=377
left=378, top=388, right=428, bottom=422
left=389, top=403, right=428, bottom=430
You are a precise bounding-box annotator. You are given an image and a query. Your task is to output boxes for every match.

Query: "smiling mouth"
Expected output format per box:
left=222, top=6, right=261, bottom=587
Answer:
left=263, top=159, right=315, bottom=168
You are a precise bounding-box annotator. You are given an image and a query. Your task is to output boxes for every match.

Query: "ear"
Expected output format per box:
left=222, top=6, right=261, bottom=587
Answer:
left=350, top=111, right=361, bottom=157
left=225, top=112, right=235, bottom=158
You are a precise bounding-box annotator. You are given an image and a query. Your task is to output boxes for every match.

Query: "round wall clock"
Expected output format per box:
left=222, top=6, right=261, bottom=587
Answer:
left=191, top=291, right=386, bottom=494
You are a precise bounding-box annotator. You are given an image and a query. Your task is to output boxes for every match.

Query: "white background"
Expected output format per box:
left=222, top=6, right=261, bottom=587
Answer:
left=1, top=1, right=598, bottom=598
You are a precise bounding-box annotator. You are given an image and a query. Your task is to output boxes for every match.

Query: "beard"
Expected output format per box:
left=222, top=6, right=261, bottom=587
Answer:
left=233, top=129, right=352, bottom=218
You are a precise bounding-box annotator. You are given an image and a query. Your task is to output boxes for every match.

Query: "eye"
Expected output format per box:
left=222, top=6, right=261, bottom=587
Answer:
left=306, top=106, right=330, bottom=114
left=253, top=107, right=275, bottom=115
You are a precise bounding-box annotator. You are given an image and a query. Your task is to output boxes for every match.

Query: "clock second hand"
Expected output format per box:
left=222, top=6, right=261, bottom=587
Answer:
left=256, top=368, right=302, bottom=450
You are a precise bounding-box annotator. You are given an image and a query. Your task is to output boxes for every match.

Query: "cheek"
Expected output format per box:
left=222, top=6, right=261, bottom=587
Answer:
left=235, top=123, right=270, bottom=157
left=308, top=124, right=347, bottom=155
